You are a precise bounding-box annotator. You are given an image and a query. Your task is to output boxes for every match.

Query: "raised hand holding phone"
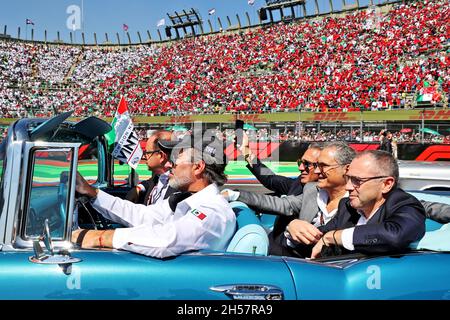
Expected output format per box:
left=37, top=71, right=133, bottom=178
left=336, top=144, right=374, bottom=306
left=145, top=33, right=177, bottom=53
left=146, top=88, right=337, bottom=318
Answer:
left=235, top=120, right=255, bottom=165
left=235, top=120, right=244, bottom=148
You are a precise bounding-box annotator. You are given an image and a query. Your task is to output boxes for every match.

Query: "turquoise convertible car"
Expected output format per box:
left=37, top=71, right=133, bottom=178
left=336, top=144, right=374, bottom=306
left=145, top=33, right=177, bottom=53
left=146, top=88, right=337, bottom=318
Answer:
left=0, top=113, right=449, bottom=300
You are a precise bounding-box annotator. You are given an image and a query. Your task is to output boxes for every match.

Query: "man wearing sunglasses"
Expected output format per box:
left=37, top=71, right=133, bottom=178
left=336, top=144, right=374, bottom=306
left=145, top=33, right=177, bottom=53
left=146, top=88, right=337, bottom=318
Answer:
left=310, top=150, right=426, bottom=259
left=223, top=141, right=355, bottom=257
left=125, top=130, right=176, bottom=205
left=238, top=132, right=322, bottom=255
left=242, top=132, right=321, bottom=197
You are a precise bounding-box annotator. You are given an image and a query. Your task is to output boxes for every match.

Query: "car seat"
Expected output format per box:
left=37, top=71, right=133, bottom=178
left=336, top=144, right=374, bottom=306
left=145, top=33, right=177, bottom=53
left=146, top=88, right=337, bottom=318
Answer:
left=226, top=201, right=269, bottom=255
left=408, top=191, right=450, bottom=251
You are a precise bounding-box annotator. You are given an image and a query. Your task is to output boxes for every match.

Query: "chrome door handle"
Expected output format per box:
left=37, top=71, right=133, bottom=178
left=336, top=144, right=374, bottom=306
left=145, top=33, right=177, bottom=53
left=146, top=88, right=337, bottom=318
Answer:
left=210, top=284, right=284, bottom=300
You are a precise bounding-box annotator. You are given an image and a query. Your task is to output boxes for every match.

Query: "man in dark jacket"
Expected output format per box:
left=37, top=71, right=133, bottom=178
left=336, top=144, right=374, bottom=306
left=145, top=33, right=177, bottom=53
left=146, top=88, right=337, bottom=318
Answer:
left=242, top=134, right=321, bottom=197
left=379, top=130, right=393, bottom=155
left=125, top=130, right=176, bottom=205
left=311, top=150, right=426, bottom=258
left=240, top=135, right=321, bottom=255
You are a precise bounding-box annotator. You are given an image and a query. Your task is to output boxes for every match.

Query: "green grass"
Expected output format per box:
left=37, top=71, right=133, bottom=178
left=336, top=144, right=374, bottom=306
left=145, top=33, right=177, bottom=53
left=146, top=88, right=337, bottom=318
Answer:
left=4, top=160, right=299, bottom=183
left=128, top=161, right=299, bottom=181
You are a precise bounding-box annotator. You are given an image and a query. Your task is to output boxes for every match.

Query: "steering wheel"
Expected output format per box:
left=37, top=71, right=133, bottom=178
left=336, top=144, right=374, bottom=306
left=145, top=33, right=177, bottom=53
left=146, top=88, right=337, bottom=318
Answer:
left=74, top=191, right=110, bottom=230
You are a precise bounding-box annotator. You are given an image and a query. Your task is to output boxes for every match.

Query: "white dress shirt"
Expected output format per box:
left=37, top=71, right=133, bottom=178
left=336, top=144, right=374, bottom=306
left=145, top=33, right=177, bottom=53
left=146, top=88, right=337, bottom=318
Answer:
left=92, top=183, right=236, bottom=258
left=311, top=189, right=346, bottom=226
left=285, top=190, right=349, bottom=246
left=148, top=172, right=170, bottom=205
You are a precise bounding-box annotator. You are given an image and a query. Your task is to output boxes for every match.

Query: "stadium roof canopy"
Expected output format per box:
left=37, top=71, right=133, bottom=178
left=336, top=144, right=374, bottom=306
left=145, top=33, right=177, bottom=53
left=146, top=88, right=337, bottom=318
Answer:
left=166, top=8, right=202, bottom=39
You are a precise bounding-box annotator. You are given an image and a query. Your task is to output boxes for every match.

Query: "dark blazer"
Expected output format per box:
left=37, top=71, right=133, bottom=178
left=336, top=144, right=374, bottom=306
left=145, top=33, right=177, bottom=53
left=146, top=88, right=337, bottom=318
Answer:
left=238, top=182, right=321, bottom=257
left=246, top=158, right=303, bottom=196
left=125, top=175, right=176, bottom=205
left=245, top=158, right=304, bottom=255
left=319, top=188, right=426, bottom=255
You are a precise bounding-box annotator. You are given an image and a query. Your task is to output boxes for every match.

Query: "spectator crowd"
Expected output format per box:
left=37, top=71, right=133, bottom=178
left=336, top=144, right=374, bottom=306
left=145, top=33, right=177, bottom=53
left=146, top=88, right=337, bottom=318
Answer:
left=0, top=0, right=449, bottom=118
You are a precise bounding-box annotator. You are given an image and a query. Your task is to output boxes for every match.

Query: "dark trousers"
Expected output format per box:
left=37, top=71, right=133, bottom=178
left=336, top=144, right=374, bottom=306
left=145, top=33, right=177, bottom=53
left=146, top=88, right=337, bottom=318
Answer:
left=268, top=216, right=311, bottom=258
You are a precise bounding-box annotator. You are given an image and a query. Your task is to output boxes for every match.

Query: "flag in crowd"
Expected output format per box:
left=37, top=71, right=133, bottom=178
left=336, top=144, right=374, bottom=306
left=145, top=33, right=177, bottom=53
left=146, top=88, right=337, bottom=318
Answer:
left=105, top=97, right=143, bottom=169
left=122, top=23, right=129, bottom=32
left=26, top=19, right=34, bottom=25
left=208, top=8, right=216, bottom=15
left=157, top=18, right=165, bottom=27
left=248, top=0, right=256, bottom=5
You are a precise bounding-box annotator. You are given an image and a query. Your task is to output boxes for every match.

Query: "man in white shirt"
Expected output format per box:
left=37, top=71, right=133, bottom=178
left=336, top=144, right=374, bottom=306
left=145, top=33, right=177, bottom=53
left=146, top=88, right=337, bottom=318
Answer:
left=72, top=136, right=236, bottom=258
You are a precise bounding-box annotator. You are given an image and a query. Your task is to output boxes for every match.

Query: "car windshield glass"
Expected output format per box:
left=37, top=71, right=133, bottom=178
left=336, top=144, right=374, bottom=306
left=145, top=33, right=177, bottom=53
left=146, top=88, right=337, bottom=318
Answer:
left=77, top=141, right=99, bottom=184
left=24, top=148, right=74, bottom=239
left=0, top=137, right=7, bottom=220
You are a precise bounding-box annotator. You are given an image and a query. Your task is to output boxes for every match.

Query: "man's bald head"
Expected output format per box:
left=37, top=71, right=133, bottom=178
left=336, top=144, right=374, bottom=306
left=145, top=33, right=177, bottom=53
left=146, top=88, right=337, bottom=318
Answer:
left=146, top=130, right=173, bottom=152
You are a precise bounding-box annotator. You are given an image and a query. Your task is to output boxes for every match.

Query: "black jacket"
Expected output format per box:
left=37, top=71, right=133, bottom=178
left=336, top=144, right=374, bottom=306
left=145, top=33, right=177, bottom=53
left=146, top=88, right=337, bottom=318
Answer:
left=246, top=158, right=303, bottom=196
left=246, top=158, right=303, bottom=256
left=380, top=137, right=393, bottom=154
left=320, top=188, right=426, bottom=255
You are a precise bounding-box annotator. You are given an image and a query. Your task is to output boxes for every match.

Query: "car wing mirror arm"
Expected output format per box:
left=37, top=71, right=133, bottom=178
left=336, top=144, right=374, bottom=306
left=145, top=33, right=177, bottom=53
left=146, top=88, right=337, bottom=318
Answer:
left=30, top=219, right=82, bottom=273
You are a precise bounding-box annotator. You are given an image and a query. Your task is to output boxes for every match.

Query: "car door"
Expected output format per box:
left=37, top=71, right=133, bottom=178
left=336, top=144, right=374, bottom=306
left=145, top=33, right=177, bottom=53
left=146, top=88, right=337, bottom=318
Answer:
left=1, top=250, right=297, bottom=300
left=285, top=252, right=450, bottom=299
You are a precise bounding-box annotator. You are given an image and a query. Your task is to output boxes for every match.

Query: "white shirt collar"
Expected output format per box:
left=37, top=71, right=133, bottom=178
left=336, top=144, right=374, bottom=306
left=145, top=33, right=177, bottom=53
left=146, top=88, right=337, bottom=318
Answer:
left=181, top=183, right=220, bottom=210
left=356, top=206, right=382, bottom=225
left=317, top=189, right=349, bottom=220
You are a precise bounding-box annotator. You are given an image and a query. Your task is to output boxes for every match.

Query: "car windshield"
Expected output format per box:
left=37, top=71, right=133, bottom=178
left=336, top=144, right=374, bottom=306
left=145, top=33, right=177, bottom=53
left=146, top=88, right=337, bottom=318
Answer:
left=24, top=147, right=74, bottom=239
left=0, top=138, right=6, bottom=221
left=49, top=127, right=101, bottom=184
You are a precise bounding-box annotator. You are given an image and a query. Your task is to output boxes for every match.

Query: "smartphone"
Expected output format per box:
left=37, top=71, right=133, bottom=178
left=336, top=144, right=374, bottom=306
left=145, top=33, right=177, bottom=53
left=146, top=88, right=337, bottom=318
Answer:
left=235, top=120, right=245, bottom=148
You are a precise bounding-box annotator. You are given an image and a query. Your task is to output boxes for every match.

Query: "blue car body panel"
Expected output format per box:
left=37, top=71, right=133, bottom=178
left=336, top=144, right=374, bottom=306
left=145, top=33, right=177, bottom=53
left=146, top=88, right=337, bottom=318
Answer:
left=1, top=116, right=450, bottom=300
left=3, top=248, right=450, bottom=300
left=0, top=250, right=297, bottom=300
left=285, top=252, right=450, bottom=300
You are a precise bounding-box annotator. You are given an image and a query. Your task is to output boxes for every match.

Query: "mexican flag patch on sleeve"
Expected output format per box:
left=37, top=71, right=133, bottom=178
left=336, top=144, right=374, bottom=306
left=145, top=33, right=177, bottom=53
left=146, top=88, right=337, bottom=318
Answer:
left=191, top=209, right=207, bottom=220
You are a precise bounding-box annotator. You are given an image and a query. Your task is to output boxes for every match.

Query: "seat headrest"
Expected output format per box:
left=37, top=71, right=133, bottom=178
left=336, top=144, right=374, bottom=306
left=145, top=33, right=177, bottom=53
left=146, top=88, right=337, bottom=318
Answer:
left=227, top=201, right=269, bottom=256
left=230, top=201, right=262, bottom=228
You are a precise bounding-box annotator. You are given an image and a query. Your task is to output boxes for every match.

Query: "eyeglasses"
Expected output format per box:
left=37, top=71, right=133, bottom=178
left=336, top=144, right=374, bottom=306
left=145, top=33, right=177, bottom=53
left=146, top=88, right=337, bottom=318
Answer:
left=144, top=150, right=161, bottom=158
left=345, top=175, right=389, bottom=188
left=297, top=159, right=317, bottom=173
left=314, top=162, right=341, bottom=174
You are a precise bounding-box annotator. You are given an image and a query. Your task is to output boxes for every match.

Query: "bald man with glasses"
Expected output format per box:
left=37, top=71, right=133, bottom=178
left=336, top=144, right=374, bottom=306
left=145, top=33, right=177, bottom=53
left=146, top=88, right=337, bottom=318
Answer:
left=125, top=130, right=176, bottom=205
left=311, top=150, right=426, bottom=259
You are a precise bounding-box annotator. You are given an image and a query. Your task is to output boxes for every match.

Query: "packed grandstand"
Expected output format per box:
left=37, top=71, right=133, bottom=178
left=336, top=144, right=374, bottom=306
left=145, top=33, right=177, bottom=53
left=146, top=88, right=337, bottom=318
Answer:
left=0, top=0, right=449, bottom=119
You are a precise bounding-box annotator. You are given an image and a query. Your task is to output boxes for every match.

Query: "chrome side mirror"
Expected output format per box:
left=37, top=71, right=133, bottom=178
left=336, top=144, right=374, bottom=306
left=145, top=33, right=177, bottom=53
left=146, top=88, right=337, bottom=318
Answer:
left=42, top=219, right=54, bottom=256
left=30, top=219, right=82, bottom=274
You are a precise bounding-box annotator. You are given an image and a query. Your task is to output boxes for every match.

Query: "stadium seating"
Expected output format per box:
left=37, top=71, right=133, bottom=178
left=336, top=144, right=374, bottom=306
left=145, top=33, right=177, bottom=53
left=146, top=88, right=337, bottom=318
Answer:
left=0, top=0, right=448, bottom=118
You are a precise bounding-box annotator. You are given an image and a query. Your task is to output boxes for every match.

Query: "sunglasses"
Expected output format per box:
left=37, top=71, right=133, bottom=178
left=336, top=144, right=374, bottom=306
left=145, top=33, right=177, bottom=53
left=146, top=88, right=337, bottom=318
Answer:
left=314, top=162, right=342, bottom=174
left=345, top=175, right=389, bottom=188
left=297, top=160, right=317, bottom=173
